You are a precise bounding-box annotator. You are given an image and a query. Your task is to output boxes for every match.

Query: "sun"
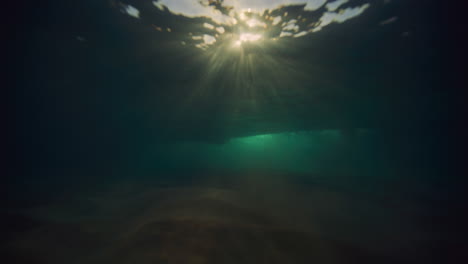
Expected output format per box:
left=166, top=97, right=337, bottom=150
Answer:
left=233, top=33, right=263, bottom=47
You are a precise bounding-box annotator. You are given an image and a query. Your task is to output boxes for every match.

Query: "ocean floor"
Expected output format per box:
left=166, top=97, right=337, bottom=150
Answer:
left=4, top=170, right=448, bottom=264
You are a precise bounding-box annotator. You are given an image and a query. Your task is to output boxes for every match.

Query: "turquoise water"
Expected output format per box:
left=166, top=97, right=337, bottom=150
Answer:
left=137, top=130, right=378, bottom=174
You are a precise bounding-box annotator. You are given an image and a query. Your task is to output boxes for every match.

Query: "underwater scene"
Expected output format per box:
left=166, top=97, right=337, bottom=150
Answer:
left=7, top=0, right=460, bottom=263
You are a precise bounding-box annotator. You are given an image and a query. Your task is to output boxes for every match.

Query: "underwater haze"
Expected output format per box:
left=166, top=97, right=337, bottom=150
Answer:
left=7, top=0, right=460, bottom=263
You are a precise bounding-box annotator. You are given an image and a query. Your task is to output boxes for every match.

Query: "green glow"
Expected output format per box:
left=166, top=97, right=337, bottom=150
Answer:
left=146, top=129, right=377, bottom=174
left=233, top=134, right=274, bottom=146
left=241, top=134, right=274, bottom=142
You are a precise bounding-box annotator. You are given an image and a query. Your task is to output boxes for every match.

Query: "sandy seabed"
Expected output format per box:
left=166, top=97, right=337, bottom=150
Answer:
left=5, top=171, right=443, bottom=264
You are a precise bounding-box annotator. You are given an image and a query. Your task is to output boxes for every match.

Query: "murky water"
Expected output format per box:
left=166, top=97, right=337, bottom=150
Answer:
left=8, top=0, right=457, bottom=263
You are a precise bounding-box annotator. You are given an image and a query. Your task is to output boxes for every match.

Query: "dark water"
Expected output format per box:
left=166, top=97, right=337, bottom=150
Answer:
left=7, top=0, right=461, bottom=263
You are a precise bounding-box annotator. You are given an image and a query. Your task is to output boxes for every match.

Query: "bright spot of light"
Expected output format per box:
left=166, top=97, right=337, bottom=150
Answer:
left=279, top=31, right=293, bottom=37
left=294, top=31, right=308, bottom=38
left=234, top=33, right=262, bottom=46
left=123, top=5, right=140, bottom=19
left=326, top=0, right=349, bottom=11
left=272, top=16, right=282, bottom=26
left=131, top=0, right=372, bottom=49
left=203, top=34, right=217, bottom=45
left=152, top=1, right=164, bottom=11
left=239, top=12, right=247, bottom=20
left=246, top=18, right=266, bottom=28
left=203, top=23, right=215, bottom=30
left=240, top=33, right=262, bottom=42
left=216, top=27, right=225, bottom=34
left=313, top=4, right=370, bottom=32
